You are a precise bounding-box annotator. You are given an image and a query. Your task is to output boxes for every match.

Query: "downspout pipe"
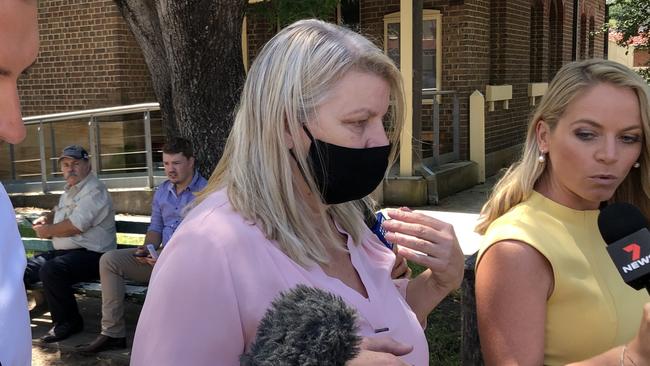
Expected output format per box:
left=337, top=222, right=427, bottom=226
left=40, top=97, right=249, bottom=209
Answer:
left=604, top=3, right=610, bottom=58
left=572, top=0, right=579, bottom=60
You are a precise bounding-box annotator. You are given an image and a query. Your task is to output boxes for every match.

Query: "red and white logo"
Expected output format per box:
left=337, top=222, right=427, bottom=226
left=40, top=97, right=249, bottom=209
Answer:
left=624, top=243, right=641, bottom=261
left=621, top=243, right=650, bottom=274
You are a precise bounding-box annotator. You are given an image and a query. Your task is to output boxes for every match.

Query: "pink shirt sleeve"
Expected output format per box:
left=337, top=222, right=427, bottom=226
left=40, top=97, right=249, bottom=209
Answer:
left=130, top=221, right=246, bottom=365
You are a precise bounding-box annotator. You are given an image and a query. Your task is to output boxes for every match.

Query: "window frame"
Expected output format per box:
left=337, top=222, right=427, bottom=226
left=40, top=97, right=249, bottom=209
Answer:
left=383, top=9, right=442, bottom=103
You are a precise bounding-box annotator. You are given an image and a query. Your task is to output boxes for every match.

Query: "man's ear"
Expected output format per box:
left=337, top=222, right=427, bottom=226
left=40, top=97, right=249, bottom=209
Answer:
left=536, top=119, right=550, bottom=152
left=189, top=156, right=195, bottom=169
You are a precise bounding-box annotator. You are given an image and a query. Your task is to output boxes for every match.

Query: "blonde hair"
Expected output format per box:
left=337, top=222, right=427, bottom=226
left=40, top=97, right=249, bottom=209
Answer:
left=197, top=19, right=405, bottom=266
left=476, top=59, right=650, bottom=234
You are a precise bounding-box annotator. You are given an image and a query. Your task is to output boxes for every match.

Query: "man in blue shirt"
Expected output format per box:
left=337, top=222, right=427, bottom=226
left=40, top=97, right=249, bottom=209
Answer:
left=77, top=137, right=207, bottom=353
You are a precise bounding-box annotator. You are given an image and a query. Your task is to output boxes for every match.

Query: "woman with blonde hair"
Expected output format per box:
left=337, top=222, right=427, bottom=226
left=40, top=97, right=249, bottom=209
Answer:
left=130, top=19, right=464, bottom=365
left=475, top=58, right=650, bottom=365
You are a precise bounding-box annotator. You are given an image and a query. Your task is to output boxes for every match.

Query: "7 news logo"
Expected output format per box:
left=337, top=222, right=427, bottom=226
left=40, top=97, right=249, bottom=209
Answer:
left=622, top=243, right=650, bottom=273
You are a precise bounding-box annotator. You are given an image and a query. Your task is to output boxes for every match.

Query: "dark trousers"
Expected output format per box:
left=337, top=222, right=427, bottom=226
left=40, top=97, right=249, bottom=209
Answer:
left=24, top=249, right=103, bottom=325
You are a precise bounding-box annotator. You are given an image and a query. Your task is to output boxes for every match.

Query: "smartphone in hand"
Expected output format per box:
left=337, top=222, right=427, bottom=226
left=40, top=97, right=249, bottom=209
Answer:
left=146, top=244, right=159, bottom=260
left=132, top=247, right=149, bottom=257
left=370, top=211, right=394, bottom=250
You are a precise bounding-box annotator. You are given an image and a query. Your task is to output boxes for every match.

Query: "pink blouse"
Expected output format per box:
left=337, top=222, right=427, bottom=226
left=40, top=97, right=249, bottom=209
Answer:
left=130, top=189, right=429, bottom=365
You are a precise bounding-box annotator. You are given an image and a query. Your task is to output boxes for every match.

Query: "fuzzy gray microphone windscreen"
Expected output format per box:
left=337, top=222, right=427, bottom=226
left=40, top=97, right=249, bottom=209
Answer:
left=240, top=285, right=362, bottom=366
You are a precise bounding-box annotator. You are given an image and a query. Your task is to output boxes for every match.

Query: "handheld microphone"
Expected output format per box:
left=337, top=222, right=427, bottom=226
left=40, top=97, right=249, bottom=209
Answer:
left=240, top=285, right=362, bottom=366
left=598, top=203, right=650, bottom=295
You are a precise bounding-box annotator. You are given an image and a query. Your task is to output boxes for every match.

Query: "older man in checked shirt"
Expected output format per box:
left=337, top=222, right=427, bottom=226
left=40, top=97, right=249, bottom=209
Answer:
left=77, top=137, right=207, bottom=353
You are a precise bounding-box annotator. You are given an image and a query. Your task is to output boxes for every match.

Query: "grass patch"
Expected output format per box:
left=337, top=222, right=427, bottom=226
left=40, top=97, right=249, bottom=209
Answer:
left=19, top=221, right=143, bottom=246
left=117, top=233, right=144, bottom=245
left=19, top=225, right=35, bottom=237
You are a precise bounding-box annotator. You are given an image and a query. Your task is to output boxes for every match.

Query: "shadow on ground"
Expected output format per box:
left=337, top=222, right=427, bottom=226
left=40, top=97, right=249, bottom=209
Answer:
left=31, top=296, right=139, bottom=365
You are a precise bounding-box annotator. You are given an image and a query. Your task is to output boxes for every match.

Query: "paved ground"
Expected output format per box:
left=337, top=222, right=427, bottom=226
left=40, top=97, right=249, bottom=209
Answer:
left=27, top=175, right=498, bottom=365
left=416, top=174, right=498, bottom=255
left=30, top=296, right=137, bottom=365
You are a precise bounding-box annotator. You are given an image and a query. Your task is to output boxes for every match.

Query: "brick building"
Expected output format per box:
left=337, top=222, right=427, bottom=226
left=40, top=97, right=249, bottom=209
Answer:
left=11, top=0, right=608, bottom=199
left=9, top=0, right=158, bottom=181
left=247, top=0, right=607, bottom=179
left=19, top=0, right=154, bottom=114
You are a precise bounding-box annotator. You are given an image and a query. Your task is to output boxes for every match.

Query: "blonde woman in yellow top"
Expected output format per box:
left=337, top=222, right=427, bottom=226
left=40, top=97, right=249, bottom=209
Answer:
left=475, top=59, right=650, bottom=366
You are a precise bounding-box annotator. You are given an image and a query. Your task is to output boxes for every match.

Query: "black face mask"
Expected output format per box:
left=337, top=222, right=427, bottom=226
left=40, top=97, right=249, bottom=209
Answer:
left=293, top=125, right=391, bottom=205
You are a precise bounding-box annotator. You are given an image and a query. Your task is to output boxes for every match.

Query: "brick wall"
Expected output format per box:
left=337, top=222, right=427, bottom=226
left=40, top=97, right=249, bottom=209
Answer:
left=358, top=0, right=491, bottom=159
left=356, top=0, right=605, bottom=161
left=485, top=0, right=531, bottom=155
left=14, top=0, right=607, bottom=174
left=18, top=0, right=155, bottom=116
left=12, top=0, right=610, bottom=176
left=245, top=3, right=338, bottom=67
left=634, top=49, right=650, bottom=68
left=530, top=0, right=548, bottom=82
left=7, top=0, right=157, bottom=181
left=245, top=3, right=277, bottom=68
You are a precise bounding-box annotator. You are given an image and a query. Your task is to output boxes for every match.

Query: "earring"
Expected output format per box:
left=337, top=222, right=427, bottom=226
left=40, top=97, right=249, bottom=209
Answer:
left=538, top=152, right=546, bottom=164
left=633, top=162, right=640, bottom=168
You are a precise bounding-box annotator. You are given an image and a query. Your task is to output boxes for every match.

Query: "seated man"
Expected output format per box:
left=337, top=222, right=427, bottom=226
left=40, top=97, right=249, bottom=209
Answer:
left=26, top=144, right=117, bottom=343
left=78, top=137, right=207, bottom=352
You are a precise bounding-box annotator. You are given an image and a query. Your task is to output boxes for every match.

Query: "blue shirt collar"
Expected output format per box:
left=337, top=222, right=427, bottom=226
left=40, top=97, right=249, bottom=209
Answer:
left=167, top=170, right=203, bottom=194
left=187, top=170, right=203, bottom=192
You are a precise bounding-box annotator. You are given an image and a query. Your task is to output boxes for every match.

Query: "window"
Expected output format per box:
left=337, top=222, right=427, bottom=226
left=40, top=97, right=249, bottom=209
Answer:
left=384, top=10, right=442, bottom=91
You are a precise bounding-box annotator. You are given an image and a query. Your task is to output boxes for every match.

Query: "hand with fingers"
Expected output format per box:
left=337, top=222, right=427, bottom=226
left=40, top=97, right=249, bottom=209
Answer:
left=391, top=247, right=412, bottom=279
left=381, top=207, right=465, bottom=322
left=133, top=246, right=150, bottom=265
left=346, top=336, right=413, bottom=366
left=626, top=302, right=650, bottom=365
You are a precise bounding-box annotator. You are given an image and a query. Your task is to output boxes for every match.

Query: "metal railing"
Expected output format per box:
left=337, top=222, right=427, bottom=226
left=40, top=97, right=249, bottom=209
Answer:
left=422, top=89, right=460, bottom=167
left=5, top=103, right=165, bottom=193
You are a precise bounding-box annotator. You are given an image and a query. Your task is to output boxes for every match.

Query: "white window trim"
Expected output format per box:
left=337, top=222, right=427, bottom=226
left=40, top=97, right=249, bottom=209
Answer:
left=384, top=10, right=442, bottom=104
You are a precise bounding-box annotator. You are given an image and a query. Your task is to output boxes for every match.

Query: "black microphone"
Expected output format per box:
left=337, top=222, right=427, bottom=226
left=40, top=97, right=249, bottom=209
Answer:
left=598, top=202, right=650, bottom=295
left=240, top=285, right=362, bottom=366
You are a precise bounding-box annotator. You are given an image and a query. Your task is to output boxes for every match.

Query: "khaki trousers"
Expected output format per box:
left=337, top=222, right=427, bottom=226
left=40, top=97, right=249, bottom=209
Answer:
left=99, top=248, right=153, bottom=337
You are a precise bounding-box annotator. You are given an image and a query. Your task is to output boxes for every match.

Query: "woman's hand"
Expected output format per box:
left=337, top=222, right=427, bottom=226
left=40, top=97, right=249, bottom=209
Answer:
left=627, top=302, right=650, bottom=365
left=381, top=208, right=464, bottom=324
left=569, top=302, right=650, bottom=365
left=383, top=208, right=464, bottom=293
left=391, top=248, right=411, bottom=279
left=346, top=336, right=412, bottom=366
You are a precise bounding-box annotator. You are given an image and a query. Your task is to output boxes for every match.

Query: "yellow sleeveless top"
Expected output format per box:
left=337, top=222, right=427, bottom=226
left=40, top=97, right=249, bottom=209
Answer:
left=477, top=191, right=649, bottom=365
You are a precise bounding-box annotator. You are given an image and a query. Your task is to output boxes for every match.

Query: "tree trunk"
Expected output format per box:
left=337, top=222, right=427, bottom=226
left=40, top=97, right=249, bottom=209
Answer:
left=114, top=0, right=247, bottom=177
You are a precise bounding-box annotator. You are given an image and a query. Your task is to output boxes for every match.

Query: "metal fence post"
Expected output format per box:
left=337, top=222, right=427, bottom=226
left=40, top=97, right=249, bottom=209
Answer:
left=49, top=123, right=58, bottom=174
left=38, top=122, right=48, bottom=192
left=432, top=95, right=440, bottom=166
left=9, top=144, right=16, bottom=180
left=88, top=117, right=100, bottom=174
left=470, top=90, right=486, bottom=183
left=144, top=111, right=154, bottom=189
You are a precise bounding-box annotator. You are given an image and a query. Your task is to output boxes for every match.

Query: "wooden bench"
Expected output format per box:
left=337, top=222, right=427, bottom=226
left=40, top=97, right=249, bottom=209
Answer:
left=22, top=219, right=151, bottom=305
